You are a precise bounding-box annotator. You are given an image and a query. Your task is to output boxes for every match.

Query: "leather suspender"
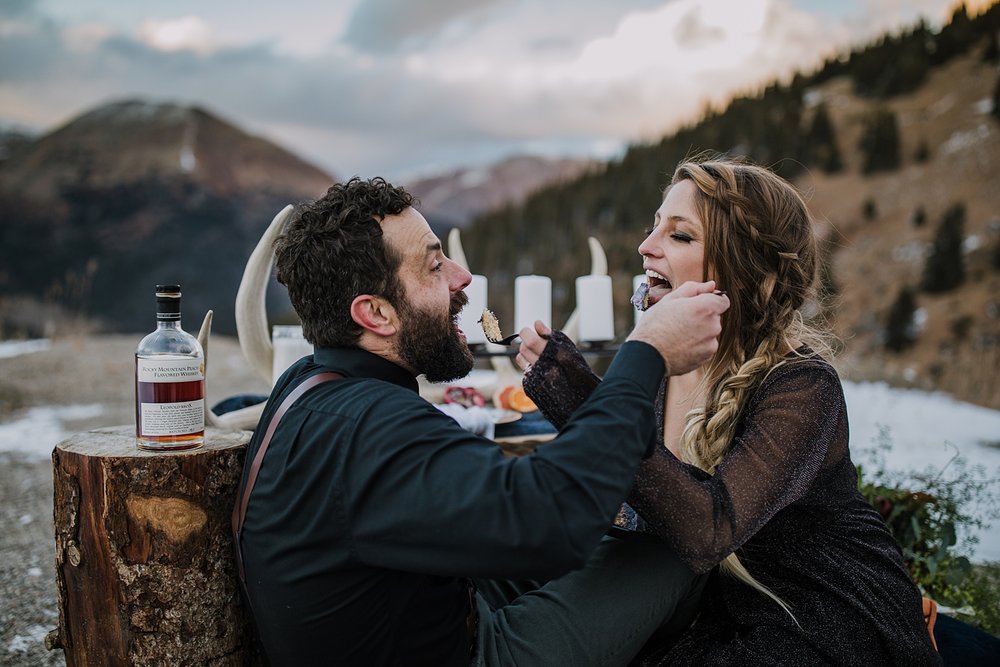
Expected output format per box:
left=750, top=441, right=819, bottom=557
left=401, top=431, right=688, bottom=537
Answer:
left=232, top=371, right=343, bottom=586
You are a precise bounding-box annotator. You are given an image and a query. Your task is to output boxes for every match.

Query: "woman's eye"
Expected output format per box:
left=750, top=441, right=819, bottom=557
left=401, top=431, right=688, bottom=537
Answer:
left=671, top=233, right=693, bottom=243
left=432, top=262, right=443, bottom=272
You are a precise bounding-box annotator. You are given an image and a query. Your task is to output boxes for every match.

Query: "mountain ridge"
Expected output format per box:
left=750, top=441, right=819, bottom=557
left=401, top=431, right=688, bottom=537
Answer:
left=0, top=99, right=336, bottom=335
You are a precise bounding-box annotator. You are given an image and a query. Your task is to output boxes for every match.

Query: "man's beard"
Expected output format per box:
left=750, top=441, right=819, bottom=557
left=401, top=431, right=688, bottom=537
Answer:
left=396, top=291, right=474, bottom=383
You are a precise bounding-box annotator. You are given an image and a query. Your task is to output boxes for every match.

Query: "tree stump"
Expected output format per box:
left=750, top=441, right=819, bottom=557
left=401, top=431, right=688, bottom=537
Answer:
left=51, top=425, right=262, bottom=666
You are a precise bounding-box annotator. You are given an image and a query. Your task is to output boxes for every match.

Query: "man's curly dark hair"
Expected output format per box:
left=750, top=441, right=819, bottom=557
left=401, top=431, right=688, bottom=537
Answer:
left=274, top=177, right=415, bottom=347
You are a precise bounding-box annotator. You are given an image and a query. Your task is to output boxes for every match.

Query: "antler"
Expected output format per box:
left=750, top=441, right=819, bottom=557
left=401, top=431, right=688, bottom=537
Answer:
left=196, top=308, right=267, bottom=431
left=235, top=204, right=295, bottom=384
left=197, top=310, right=219, bottom=428
left=194, top=204, right=295, bottom=432
left=447, top=227, right=468, bottom=271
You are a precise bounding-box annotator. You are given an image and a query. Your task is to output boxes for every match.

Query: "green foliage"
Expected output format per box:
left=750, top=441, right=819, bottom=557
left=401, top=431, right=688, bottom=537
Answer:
left=993, top=71, right=1000, bottom=123
left=985, top=32, right=1000, bottom=63
left=921, top=203, right=966, bottom=293
left=961, top=564, right=1000, bottom=633
left=885, top=286, right=918, bottom=352
left=858, top=109, right=901, bottom=173
left=950, top=314, right=973, bottom=341
left=803, top=103, right=842, bottom=173
left=850, top=23, right=934, bottom=98
left=932, top=4, right=977, bottom=65
left=862, top=197, right=878, bottom=221
left=856, top=430, right=1000, bottom=634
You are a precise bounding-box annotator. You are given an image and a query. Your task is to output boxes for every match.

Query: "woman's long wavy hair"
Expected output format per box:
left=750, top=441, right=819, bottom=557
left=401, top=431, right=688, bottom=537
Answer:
left=672, top=156, right=831, bottom=621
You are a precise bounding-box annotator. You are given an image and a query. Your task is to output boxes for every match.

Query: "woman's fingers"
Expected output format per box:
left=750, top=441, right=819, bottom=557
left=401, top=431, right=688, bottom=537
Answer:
left=517, top=322, right=551, bottom=372
left=515, top=351, right=532, bottom=372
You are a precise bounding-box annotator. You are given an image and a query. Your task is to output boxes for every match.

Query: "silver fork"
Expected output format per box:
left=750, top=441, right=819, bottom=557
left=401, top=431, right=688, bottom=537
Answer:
left=486, top=333, right=522, bottom=346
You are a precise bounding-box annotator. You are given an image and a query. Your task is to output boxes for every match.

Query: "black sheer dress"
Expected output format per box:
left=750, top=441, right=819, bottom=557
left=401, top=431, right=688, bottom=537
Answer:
left=524, top=332, right=940, bottom=666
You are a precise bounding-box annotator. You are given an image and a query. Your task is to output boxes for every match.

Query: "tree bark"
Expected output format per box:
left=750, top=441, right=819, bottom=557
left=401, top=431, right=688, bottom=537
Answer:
left=52, top=425, right=262, bottom=666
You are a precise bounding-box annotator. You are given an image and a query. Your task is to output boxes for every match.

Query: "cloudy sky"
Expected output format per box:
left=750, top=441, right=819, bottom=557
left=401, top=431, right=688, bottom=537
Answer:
left=0, top=0, right=984, bottom=180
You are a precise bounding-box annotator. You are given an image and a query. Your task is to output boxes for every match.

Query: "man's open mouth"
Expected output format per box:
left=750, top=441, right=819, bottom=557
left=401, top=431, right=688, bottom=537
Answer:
left=451, top=292, right=469, bottom=338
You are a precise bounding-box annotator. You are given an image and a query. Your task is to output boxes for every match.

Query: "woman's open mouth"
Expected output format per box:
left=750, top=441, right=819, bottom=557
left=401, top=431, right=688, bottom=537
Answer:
left=645, top=270, right=673, bottom=306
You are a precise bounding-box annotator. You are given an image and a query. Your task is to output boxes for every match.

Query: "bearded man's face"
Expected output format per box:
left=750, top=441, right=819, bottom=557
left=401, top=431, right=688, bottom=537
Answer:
left=396, top=289, right=474, bottom=383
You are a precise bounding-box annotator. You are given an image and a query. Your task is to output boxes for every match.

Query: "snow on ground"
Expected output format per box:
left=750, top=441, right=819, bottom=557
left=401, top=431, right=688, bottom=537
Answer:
left=0, top=339, right=50, bottom=359
left=0, top=404, right=106, bottom=458
left=6, top=624, right=50, bottom=656
left=844, top=381, right=1000, bottom=563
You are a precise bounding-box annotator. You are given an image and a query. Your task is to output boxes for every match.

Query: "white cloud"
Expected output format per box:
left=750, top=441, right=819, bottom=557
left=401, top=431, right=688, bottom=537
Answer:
left=136, top=15, right=217, bottom=54
left=0, top=0, right=971, bottom=179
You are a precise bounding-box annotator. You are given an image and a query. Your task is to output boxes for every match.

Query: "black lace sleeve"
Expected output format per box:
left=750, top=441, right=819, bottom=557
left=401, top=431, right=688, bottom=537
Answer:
left=627, top=358, right=848, bottom=572
left=522, top=330, right=601, bottom=430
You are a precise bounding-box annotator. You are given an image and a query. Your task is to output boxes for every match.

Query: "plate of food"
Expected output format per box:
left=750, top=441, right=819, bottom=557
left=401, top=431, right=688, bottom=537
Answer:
left=485, top=407, right=522, bottom=424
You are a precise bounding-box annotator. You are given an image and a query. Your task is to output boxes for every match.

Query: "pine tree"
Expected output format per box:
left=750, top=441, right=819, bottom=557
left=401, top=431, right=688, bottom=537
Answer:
left=804, top=103, right=843, bottom=173
left=885, top=286, right=918, bottom=352
left=863, top=198, right=878, bottom=221
left=921, top=204, right=966, bottom=292
left=993, top=72, right=1000, bottom=123
left=859, top=109, right=901, bottom=173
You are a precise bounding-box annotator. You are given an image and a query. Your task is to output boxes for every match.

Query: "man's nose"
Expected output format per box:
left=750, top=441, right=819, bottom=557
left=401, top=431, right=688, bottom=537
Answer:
left=449, top=259, right=472, bottom=291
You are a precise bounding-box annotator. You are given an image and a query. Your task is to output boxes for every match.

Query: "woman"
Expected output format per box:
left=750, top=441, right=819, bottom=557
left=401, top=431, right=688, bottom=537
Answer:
left=516, top=156, right=940, bottom=665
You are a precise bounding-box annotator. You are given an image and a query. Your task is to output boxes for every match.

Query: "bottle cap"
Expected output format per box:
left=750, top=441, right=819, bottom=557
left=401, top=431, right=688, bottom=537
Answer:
left=155, top=284, right=182, bottom=320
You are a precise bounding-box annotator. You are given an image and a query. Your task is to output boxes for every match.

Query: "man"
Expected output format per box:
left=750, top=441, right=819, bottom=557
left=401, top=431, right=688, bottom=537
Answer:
left=237, top=177, right=730, bottom=666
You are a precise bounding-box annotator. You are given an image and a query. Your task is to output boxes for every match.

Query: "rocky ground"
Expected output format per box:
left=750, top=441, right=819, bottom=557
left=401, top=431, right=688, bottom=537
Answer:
left=0, top=334, right=267, bottom=665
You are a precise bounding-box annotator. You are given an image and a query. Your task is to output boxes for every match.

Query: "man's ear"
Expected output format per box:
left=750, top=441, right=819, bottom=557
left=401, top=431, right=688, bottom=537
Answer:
left=350, top=294, right=398, bottom=337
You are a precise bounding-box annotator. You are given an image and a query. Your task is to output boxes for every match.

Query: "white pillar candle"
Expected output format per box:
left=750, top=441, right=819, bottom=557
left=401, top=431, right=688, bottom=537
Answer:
left=272, top=325, right=314, bottom=386
left=514, top=275, right=551, bottom=334
left=633, top=274, right=647, bottom=329
left=457, top=274, right=488, bottom=344
left=576, top=275, right=614, bottom=342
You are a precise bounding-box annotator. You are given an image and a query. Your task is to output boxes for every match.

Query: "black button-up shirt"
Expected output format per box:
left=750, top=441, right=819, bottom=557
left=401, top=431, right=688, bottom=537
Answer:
left=240, top=341, right=664, bottom=666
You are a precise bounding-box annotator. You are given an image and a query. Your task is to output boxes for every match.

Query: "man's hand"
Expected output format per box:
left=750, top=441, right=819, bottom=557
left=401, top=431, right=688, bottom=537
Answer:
left=627, top=280, right=728, bottom=376
left=515, top=280, right=728, bottom=377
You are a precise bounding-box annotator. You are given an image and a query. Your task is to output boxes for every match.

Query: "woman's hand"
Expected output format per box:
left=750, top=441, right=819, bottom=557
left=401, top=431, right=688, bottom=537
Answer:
left=515, top=320, right=551, bottom=372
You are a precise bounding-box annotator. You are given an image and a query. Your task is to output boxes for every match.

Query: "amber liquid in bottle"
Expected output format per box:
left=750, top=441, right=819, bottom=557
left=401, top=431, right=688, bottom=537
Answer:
left=135, top=285, right=205, bottom=451
left=135, top=374, right=206, bottom=451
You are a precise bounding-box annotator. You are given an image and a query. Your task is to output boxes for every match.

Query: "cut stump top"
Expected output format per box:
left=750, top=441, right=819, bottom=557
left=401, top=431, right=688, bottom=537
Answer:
left=55, top=426, right=252, bottom=458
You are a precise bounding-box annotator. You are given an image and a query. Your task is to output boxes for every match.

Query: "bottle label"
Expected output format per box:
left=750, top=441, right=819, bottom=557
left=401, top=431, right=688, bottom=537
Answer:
left=139, top=400, right=205, bottom=436
left=137, top=358, right=205, bottom=383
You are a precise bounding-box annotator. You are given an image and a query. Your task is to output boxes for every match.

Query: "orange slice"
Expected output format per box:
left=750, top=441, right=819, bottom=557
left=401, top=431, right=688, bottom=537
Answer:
left=505, top=385, right=538, bottom=413
left=494, top=385, right=516, bottom=410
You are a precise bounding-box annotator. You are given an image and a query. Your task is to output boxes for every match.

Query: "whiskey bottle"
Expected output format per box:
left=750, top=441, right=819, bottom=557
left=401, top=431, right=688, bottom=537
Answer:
left=135, top=285, right=205, bottom=451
